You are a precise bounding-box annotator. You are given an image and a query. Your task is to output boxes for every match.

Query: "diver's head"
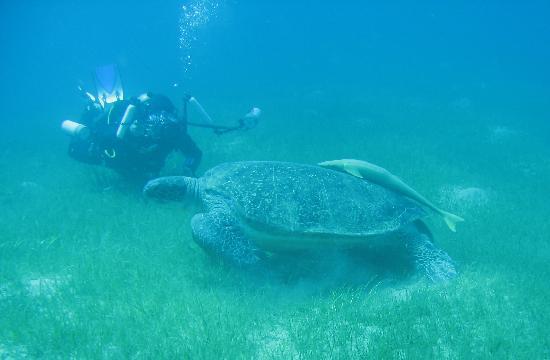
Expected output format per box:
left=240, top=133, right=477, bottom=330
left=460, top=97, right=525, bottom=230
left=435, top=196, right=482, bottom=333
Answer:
left=132, top=110, right=178, bottom=142
left=138, top=93, right=176, bottom=114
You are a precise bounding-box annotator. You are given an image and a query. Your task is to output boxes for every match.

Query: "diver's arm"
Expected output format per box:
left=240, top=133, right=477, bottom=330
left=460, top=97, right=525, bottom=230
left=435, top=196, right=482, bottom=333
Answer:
left=176, top=129, right=202, bottom=174
left=67, top=138, right=103, bottom=165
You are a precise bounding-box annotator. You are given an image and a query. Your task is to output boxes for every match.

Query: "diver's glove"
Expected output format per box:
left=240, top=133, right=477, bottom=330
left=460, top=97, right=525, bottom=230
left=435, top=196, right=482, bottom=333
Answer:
left=182, top=157, right=199, bottom=177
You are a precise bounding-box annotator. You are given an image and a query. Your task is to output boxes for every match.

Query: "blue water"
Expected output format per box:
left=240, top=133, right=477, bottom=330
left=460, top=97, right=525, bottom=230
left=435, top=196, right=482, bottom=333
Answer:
left=2, top=1, right=549, bottom=132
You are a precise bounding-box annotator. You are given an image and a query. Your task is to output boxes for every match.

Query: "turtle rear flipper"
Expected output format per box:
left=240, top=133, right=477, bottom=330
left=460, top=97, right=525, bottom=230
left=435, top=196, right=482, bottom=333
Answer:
left=191, top=207, right=261, bottom=267
left=410, top=235, right=457, bottom=282
left=403, top=221, right=458, bottom=282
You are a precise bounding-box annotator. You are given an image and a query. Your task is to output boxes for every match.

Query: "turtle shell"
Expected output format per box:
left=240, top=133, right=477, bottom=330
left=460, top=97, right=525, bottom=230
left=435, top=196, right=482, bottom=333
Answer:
left=201, top=161, right=426, bottom=237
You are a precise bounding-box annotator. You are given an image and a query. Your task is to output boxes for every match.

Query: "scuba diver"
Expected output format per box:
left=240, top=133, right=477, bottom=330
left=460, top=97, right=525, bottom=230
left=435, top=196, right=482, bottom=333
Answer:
left=62, top=64, right=261, bottom=181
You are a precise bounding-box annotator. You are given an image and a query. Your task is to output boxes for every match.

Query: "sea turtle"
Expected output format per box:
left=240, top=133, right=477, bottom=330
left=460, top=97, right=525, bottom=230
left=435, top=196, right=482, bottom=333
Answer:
left=144, top=161, right=457, bottom=282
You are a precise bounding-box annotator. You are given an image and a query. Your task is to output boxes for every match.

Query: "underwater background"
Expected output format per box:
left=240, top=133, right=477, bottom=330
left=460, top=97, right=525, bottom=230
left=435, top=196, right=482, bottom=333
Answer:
left=1, top=0, right=550, bottom=358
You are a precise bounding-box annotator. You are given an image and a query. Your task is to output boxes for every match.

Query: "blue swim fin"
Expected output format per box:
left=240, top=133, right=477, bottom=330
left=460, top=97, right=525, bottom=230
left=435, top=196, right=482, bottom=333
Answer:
left=94, top=64, right=124, bottom=107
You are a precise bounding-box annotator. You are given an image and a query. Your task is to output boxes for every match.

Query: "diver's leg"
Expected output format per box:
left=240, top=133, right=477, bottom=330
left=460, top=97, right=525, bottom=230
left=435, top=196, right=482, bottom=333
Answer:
left=402, top=221, right=458, bottom=282
left=191, top=210, right=261, bottom=267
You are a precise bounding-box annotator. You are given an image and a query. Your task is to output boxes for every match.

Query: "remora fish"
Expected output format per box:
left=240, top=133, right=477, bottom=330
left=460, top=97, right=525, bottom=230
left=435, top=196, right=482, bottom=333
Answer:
left=319, top=159, right=464, bottom=232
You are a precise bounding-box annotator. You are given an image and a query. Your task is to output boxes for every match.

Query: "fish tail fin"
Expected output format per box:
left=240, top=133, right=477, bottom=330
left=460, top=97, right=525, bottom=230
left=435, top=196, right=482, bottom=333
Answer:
left=441, top=211, right=464, bottom=232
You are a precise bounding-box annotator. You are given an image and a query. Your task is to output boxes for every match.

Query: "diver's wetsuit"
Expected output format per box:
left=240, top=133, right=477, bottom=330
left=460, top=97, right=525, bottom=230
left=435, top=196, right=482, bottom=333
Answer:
left=68, top=93, right=202, bottom=179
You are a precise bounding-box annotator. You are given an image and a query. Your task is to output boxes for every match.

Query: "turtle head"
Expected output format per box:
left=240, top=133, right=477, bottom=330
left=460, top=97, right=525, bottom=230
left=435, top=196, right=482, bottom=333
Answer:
left=143, top=176, right=198, bottom=202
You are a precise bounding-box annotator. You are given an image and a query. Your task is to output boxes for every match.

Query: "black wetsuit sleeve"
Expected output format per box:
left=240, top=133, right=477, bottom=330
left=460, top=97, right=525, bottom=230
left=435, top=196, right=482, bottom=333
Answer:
left=68, top=138, right=102, bottom=165
left=174, top=125, right=202, bottom=172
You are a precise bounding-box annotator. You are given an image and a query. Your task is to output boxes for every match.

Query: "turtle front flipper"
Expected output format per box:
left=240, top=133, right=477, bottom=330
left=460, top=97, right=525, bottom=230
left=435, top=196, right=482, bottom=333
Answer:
left=403, top=221, right=458, bottom=282
left=191, top=208, right=262, bottom=267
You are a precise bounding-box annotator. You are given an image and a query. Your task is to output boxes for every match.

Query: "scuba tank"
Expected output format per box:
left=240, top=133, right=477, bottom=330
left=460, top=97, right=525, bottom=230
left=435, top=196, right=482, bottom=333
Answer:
left=61, top=120, right=90, bottom=140
left=116, top=104, right=137, bottom=140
